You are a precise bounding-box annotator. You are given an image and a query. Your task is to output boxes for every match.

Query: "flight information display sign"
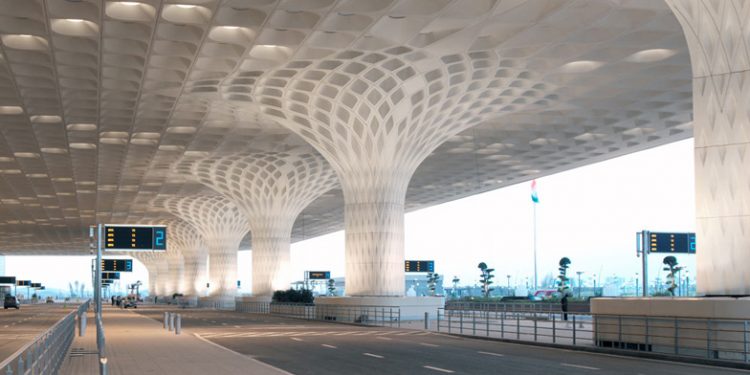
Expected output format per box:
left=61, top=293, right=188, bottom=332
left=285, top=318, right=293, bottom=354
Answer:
left=405, top=260, right=435, bottom=273
left=308, top=271, right=330, bottom=280
left=102, top=272, right=120, bottom=280
left=31, top=283, right=41, bottom=288
left=104, top=225, right=167, bottom=251
left=102, top=259, right=133, bottom=272
left=0, top=276, right=15, bottom=284
left=16, top=280, right=30, bottom=286
left=648, top=232, right=696, bottom=254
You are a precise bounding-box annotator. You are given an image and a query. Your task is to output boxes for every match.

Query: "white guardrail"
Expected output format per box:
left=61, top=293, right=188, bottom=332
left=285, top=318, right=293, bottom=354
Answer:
left=0, top=300, right=90, bottom=375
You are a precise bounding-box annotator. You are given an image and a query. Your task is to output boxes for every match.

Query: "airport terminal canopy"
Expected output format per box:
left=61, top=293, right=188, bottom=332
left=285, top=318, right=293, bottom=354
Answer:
left=0, top=0, right=692, bottom=254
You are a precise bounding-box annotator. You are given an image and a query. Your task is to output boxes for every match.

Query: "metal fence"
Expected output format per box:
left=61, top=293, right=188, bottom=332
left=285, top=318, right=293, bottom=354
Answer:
left=437, top=308, right=750, bottom=365
left=235, top=301, right=401, bottom=328
left=445, top=301, right=590, bottom=314
left=0, top=300, right=90, bottom=375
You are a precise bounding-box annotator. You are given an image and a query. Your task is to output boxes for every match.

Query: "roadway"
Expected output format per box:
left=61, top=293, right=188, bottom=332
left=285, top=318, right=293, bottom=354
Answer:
left=135, top=307, right=749, bottom=375
left=0, top=303, right=76, bottom=362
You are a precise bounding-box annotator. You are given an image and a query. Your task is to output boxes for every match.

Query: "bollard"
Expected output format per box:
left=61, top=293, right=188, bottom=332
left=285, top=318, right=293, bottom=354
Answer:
left=100, top=357, right=108, bottom=375
left=79, top=312, right=87, bottom=337
left=175, top=314, right=181, bottom=335
left=424, top=312, right=429, bottom=330
left=164, top=312, right=169, bottom=330
left=169, top=313, right=175, bottom=332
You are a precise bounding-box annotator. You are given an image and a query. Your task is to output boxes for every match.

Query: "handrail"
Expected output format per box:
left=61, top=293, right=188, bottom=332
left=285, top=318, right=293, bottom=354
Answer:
left=0, top=300, right=90, bottom=374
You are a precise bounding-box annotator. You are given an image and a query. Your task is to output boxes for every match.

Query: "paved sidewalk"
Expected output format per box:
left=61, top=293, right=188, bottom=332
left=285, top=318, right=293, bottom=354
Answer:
left=60, top=306, right=290, bottom=375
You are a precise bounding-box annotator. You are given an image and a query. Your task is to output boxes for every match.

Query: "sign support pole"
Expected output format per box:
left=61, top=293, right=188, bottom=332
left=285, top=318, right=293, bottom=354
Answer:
left=639, top=230, right=649, bottom=297
left=96, top=224, right=103, bottom=315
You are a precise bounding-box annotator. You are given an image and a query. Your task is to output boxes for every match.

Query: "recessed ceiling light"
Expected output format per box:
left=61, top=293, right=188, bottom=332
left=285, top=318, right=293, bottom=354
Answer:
left=560, top=60, right=603, bottom=73
left=66, top=123, right=97, bottom=131
left=13, top=152, right=40, bottom=158
left=625, top=49, right=678, bottom=63
left=70, top=143, right=97, bottom=150
left=66, top=18, right=84, bottom=23
left=176, top=4, right=196, bottom=9
left=119, top=1, right=141, bottom=5
left=1, top=34, right=49, bottom=50
left=29, top=115, right=62, bottom=124
left=0, top=106, right=23, bottom=115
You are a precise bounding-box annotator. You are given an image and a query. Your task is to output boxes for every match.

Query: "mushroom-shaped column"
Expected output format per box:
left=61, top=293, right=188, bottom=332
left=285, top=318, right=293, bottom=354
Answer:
left=254, top=49, right=514, bottom=296
left=179, top=152, right=338, bottom=297
left=159, top=195, right=249, bottom=308
left=667, top=0, right=750, bottom=295
left=168, top=220, right=208, bottom=297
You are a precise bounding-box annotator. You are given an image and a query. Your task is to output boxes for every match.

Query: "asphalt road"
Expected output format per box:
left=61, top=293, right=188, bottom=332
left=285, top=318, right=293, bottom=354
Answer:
left=136, top=307, right=750, bottom=375
left=0, top=303, right=76, bottom=362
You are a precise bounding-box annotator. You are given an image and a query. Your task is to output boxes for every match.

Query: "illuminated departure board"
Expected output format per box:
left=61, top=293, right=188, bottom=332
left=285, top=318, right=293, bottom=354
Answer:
left=102, top=259, right=133, bottom=272
left=0, top=276, right=15, bottom=284
left=308, top=271, right=331, bottom=280
left=405, top=260, right=435, bottom=273
left=102, top=272, right=120, bottom=280
left=649, top=232, right=696, bottom=254
left=104, top=225, right=167, bottom=251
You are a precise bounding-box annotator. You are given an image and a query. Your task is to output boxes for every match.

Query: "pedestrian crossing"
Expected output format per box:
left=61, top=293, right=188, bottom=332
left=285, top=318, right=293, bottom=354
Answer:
left=198, top=330, right=433, bottom=339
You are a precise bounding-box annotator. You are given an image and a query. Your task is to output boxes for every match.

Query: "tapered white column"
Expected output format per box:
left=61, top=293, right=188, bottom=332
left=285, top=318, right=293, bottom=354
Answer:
left=668, top=0, right=750, bottom=295
left=180, top=152, right=337, bottom=297
left=168, top=220, right=208, bottom=296
left=158, top=195, right=249, bottom=307
left=254, top=50, right=520, bottom=296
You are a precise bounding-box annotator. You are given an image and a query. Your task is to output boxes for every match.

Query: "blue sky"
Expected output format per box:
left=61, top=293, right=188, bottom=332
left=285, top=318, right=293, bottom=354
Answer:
left=5, top=139, right=696, bottom=294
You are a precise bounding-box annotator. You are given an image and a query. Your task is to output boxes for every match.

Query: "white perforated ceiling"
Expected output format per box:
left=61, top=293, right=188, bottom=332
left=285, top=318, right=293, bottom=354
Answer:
left=0, top=0, right=691, bottom=254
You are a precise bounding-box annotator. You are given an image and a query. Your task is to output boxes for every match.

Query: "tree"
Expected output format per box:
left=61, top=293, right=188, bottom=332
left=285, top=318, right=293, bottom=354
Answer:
left=557, top=257, right=572, bottom=297
left=451, top=276, right=460, bottom=298
left=426, top=272, right=440, bottom=296
left=662, top=256, right=682, bottom=296
left=327, top=279, right=336, bottom=296
left=478, top=262, right=495, bottom=298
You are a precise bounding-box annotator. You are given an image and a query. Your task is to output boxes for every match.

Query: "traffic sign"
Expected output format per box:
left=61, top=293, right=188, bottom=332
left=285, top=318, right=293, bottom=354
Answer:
left=0, top=276, right=16, bottom=284
left=102, top=259, right=133, bottom=272
left=308, top=271, right=330, bottom=280
left=648, top=232, right=696, bottom=254
left=104, top=224, right=167, bottom=251
left=102, top=272, right=120, bottom=280
left=405, top=260, right=435, bottom=273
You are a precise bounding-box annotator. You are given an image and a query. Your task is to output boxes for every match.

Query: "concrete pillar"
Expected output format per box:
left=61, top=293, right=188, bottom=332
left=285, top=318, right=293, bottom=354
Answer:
left=180, top=152, right=338, bottom=297
left=255, top=50, right=521, bottom=296
left=159, top=195, right=249, bottom=307
left=667, top=0, right=750, bottom=295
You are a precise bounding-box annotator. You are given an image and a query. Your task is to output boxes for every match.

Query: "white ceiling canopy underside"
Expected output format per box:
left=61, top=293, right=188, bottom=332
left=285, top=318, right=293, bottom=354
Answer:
left=0, top=0, right=691, bottom=254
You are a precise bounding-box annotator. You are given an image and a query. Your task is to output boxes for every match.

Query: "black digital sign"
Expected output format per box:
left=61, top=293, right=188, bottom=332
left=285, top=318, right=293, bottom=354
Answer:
left=102, top=259, right=133, bottom=272
left=16, top=280, right=30, bottom=286
left=0, top=276, right=16, bottom=284
left=649, top=232, right=696, bottom=254
left=104, top=225, right=166, bottom=251
left=308, top=271, right=330, bottom=280
left=31, top=283, right=41, bottom=288
left=405, top=260, right=435, bottom=273
left=102, top=272, right=120, bottom=280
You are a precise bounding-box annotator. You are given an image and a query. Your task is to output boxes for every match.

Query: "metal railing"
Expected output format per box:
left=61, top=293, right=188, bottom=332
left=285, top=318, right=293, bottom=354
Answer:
left=1, top=300, right=90, bottom=375
left=445, top=301, right=590, bottom=314
left=235, top=301, right=401, bottom=328
left=437, top=308, right=750, bottom=365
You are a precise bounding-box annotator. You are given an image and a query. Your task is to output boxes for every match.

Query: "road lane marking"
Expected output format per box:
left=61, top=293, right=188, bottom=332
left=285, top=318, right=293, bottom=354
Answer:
left=419, top=342, right=439, bottom=347
left=561, top=363, right=599, bottom=371
left=423, top=365, right=454, bottom=373
left=478, top=351, right=504, bottom=357
left=291, top=337, right=303, bottom=342
left=321, top=344, right=337, bottom=349
left=363, top=353, right=384, bottom=359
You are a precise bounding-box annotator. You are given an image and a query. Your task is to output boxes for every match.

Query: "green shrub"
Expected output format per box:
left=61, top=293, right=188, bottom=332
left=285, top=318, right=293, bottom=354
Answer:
left=272, top=288, right=314, bottom=303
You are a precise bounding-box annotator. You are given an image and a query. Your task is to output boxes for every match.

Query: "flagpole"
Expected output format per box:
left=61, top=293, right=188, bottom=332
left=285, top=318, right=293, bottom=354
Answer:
left=533, top=201, right=537, bottom=291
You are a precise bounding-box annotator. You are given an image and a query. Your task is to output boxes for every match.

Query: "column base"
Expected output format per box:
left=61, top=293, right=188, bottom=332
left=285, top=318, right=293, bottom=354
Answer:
left=237, top=295, right=273, bottom=303
left=198, top=295, right=236, bottom=310
left=315, top=296, right=444, bottom=321
left=592, top=297, right=750, bottom=360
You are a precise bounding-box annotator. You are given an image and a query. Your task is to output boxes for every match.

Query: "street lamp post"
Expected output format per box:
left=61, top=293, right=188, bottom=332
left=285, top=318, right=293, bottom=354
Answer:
left=576, top=271, right=583, bottom=299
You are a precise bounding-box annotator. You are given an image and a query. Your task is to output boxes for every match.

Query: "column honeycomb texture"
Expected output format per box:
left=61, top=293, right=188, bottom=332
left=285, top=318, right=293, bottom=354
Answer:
left=179, top=151, right=338, bottom=296
left=668, top=0, right=750, bottom=295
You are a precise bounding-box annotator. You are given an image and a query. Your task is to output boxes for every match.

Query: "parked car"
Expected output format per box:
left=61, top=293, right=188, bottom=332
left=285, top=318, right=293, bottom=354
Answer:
left=45, top=296, right=54, bottom=304
left=4, top=295, right=20, bottom=309
left=123, top=299, right=137, bottom=309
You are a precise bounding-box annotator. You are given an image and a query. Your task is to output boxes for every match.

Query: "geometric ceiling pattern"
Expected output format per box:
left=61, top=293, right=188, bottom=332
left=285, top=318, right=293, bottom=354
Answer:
left=0, top=0, right=692, bottom=254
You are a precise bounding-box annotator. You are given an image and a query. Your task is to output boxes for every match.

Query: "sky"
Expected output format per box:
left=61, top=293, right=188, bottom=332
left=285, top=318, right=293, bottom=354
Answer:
left=3, top=138, right=696, bottom=295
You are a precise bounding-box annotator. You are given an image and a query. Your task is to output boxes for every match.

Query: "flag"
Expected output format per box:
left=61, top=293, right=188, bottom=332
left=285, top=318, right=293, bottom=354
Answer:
left=531, top=179, right=539, bottom=203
